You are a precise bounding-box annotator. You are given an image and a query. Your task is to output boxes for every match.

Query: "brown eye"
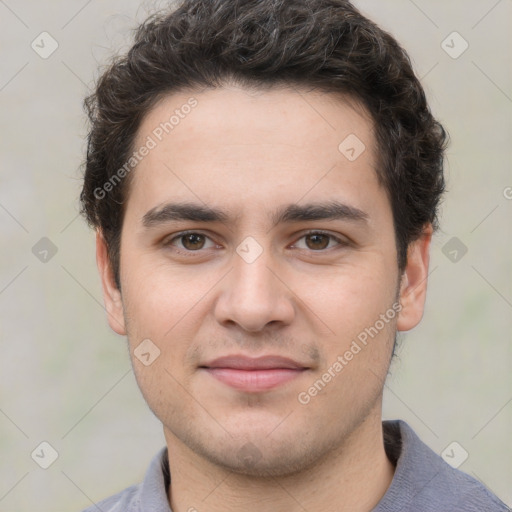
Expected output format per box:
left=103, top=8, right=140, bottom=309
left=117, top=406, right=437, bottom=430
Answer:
left=293, top=231, right=347, bottom=252
left=304, top=233, right=330, bottom=250
left=163, top=231, right=218, bottom=254
left=181, top=233, right=206, bottom=250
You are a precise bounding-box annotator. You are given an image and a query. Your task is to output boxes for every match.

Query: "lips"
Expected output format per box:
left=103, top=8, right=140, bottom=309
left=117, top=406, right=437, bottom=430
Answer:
left=202, top=355, right=306, bottom=370
left=200, top=355, right=308, bottom=392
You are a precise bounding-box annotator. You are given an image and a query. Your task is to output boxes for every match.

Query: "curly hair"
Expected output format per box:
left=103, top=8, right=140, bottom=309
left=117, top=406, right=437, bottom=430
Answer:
left=80, top=0, right=447, bottom=289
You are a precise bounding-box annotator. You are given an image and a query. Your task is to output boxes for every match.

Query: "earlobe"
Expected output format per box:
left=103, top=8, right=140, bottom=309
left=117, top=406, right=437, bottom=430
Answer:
left=396, top=224, right=433, bottom=332
left=96, top=230, right=127, bottom=335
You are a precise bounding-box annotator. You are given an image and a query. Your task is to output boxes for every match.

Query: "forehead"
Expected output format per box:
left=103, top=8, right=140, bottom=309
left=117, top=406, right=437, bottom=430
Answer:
left=127, top=85, right=384, bottom=225
left=136, top=85, right=374, bottom=155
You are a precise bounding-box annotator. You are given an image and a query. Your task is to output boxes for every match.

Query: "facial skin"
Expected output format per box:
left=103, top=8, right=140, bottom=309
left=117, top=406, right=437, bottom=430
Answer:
left=97, top=85, right=432, bottom=512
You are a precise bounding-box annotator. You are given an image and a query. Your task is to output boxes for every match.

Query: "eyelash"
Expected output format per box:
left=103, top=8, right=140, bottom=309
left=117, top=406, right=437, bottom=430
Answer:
left=162, top=230, right=349, bottom=256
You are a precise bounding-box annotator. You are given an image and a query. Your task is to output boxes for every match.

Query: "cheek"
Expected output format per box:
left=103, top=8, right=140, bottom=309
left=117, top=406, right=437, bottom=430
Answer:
left=120, top=258, right=215, bottom=366
left=299, top=262, right=397, bottom=335
left=122, top=264, right=203, bottom=407
left=121, top=256, right=195, bottom=320
left=294, top=261, right=398, bottom=392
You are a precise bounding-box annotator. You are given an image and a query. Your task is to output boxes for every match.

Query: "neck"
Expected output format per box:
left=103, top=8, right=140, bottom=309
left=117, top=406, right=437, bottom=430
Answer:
left=164, top=406, right=395, bottom=512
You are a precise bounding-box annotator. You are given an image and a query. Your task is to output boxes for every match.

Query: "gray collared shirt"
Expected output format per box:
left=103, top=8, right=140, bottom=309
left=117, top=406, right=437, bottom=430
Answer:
left=82, top=420, right=510, bottom=512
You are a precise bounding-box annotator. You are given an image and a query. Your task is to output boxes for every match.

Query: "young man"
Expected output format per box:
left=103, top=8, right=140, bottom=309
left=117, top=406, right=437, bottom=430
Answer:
left=79, top=0, right=509, bottom=511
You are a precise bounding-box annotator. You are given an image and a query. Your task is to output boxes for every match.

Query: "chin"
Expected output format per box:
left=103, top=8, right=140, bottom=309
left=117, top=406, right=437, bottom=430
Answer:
left=205, top=442, right=321, bottom=478
left=184, top=422, right=333, bottom=479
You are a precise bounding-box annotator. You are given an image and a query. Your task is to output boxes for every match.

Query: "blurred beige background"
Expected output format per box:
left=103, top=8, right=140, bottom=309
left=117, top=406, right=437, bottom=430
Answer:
left=0, top=0, right=511, bottom=510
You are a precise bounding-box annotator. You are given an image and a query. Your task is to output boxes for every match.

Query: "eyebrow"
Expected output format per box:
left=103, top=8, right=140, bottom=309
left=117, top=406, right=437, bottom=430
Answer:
left=141, top=200, right=369, bottom=228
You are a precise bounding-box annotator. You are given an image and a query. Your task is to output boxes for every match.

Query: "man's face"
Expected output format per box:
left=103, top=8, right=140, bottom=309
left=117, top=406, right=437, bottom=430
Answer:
left=99, top=85, right=429, bottom=476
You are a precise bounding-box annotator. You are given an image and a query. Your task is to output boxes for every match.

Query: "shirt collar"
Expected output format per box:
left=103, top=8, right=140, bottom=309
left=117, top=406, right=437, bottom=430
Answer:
left=138, top=446, right=172, bottom=511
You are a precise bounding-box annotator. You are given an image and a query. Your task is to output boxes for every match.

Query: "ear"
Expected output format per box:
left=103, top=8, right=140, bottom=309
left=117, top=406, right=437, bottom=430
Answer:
left=96, top=230, right=126, bottom=335
left=396, top=224, right=433, bottom=332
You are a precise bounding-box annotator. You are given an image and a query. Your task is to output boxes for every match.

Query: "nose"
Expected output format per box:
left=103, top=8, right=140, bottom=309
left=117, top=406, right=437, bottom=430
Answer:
left=213, top=247, right=295, bottom=333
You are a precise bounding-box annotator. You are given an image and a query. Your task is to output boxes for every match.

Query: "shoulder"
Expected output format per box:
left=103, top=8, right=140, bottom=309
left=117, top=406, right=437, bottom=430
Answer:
left=80, top=483, right=141, bottom=512
left=79, top=447, right=169, bottom=512
left=452, top=476, right=510, bottom=511
left=435, top=460, right=510, bottom=511
left=377, top=420, right=510, bottom=512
